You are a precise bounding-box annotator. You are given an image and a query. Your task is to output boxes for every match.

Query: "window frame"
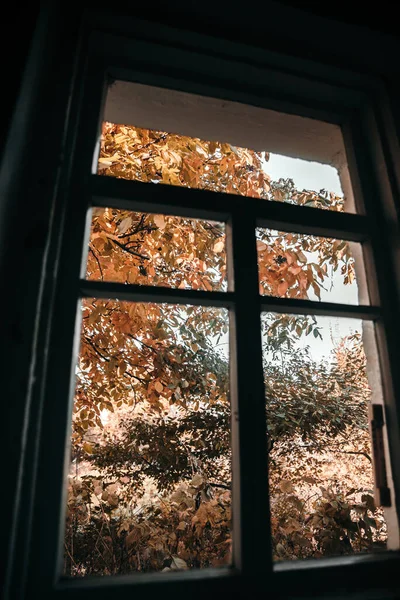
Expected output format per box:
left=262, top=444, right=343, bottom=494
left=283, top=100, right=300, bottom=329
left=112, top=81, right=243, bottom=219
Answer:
left=7, top=8, right=400, bottom=600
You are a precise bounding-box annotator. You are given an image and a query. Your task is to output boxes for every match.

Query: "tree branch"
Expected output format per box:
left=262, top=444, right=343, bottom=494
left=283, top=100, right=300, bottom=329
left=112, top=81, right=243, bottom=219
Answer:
left=109, top=237, right=150, bottom=260
left=209, top=482, right=231, bottom=490
left=335, top=450, right=372, bottom=463
left=89, top=245, right=103, bottom=281
left=84, top=337, right=148, bottom=384
left=126, top=133, right=168, bottom=156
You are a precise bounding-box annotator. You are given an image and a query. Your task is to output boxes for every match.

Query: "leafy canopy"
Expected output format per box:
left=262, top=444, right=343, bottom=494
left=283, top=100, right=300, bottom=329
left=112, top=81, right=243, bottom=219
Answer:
left=64, top=123, right=385, bottom=577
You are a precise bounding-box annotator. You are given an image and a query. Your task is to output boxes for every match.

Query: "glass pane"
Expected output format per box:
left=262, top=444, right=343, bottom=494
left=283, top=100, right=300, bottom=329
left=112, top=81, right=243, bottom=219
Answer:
left=98, top=122, right=348, bottom=211
left=64, top=300, right=231, bottom=577
left=261, top=313, right=387, bottom=561
left=86, top=208, right=227, bottom=291
left=257, top=228, right=367, bottom=305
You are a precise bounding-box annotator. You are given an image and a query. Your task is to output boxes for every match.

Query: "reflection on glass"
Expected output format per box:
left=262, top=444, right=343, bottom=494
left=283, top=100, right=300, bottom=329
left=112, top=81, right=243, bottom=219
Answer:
left=261, top=313, right=387, bottom=561
left=86, top=208, right=227, bottom=292
left=98, top=123, right=345, bottom=210
left=64, top=300, right=231, bottom=577
left=257, top=228, right=367, bottom=305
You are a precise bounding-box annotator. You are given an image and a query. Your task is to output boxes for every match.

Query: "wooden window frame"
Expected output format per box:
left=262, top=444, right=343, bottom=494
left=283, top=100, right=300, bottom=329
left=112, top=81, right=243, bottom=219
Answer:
left=5, top=7, right=400, bottom=600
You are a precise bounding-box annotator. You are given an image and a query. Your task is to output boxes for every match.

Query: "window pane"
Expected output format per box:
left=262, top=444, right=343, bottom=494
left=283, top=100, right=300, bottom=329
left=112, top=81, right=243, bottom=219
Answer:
left=97, top=123, right=348, bottom=211
left=86, top=208, right=227, bottom=291
left=257, top=228, right=368, bottom=305
left=261, top=313, right=387, bottom=561
left=101, top=81, right=355, bottom=211
left=64, top=300, right=231, bottom=577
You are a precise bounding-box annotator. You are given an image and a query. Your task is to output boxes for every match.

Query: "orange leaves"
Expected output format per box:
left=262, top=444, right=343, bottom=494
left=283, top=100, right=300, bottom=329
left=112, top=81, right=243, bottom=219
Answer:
left=288, top=264, right=302, bottom=276
left=111, top=311, right=132, bottom=334
left=117, top=216, right=133, bottom=234
left=279, top=480, right=295, bottom=494
left=154, top=381, right=163, bottom=394
left=213, top=239, right=224, bottom=253
left=67, top=122, right=369, bottom=575
left=82, top=442, right=94, bottom=455
left=277, top=280, right=289, bottom=296
left=257, top=240, right=267, bottom=253
left=86, top=205, right=227, bottom=292
left=153, top=214, right=166, bottom=230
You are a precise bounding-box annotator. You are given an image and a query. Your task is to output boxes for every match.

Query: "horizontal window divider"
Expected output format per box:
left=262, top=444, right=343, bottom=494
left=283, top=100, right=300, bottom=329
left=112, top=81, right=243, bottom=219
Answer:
left=56, top=565, right=235, bottom=593
left=274, top=548, right=400, bottom=573
left=90, top=175, right=370, bottom=241
left=260, top=296, right=380, bottom=319
left=80, top=279, right=235, bottom=307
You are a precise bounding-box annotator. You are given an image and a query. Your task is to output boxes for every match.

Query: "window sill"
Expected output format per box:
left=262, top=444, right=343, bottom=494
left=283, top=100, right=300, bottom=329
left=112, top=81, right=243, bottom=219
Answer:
left=54, top=552, right=400, bottom=599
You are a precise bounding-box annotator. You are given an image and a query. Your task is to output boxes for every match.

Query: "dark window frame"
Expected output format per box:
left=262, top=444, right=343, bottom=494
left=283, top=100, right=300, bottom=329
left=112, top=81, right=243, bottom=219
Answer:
left=5, top=8, right=400, bottom=600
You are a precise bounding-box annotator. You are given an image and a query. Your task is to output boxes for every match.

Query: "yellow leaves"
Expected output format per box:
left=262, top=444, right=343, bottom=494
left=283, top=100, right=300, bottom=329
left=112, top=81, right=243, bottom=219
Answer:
left=272, top=189, right=286, bottom=201
left=303, top=476, right=317, bottom=484
left=170, top=556, right=188, bottom=570
left=170, top=488, right=195, bottom=509
left=154, top=214, right=166, bottom=230
left=126, top=524, right=150, bottom=547
left=206, top=372, right=217, bottom=384
left=170, top=489, right=186, bottom=505
left=191, top=499, right=221, bottom=535
left=190, top=474, right=204, bottom=489
left=176, top=521, right=187, bottom=531
left=213, top=239, right=224, bottom=253
left=98, top=153, right=120, bottom=167
left=107, top=493, right=119, bottom=508
left=280, top=480, right=294, bottom=493
left=154, top=381, right=163, bottom=394
left=117, top=216, right=133, bottom=234
left=82, top=442, right=94, bottom=454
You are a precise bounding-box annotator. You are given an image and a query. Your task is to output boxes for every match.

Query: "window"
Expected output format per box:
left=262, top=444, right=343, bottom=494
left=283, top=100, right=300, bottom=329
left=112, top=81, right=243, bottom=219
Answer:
left=8, top=8, right=400, bottom=600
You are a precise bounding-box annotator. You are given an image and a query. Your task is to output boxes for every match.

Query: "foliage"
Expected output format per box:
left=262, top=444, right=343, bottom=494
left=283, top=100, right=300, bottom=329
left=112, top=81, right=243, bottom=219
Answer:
left=64, top=123, right=386, bottom=577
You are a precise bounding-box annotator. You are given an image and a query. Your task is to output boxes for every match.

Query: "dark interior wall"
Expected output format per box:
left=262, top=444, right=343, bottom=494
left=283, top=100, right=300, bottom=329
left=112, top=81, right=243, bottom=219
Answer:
left=1, top=6, right=40, bottom=161
left=265, top=0, right=400, bottom=36
left=93, top=0, right=400, bottom=68
left=1, top=3, right=399, bottom=598
left=99, top=0, right=400, bottom=38
left=2, top=0, right=399, bottom=157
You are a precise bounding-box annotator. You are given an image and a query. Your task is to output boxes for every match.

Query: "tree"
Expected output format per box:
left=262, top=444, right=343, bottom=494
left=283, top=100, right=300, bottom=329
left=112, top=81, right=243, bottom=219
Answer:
left=63, top=123, right=385, bottom=577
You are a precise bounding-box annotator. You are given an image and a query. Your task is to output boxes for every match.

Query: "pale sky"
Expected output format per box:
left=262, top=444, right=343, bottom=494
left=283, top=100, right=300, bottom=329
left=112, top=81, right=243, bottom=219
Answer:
left=266, top=154, right=343, bottom=196
left=264, top=154, right=361, bottom=361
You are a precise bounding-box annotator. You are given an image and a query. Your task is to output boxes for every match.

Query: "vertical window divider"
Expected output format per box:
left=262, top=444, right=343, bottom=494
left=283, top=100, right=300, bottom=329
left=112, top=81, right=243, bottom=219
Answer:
left=227, top=209, right=272, bottom=576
